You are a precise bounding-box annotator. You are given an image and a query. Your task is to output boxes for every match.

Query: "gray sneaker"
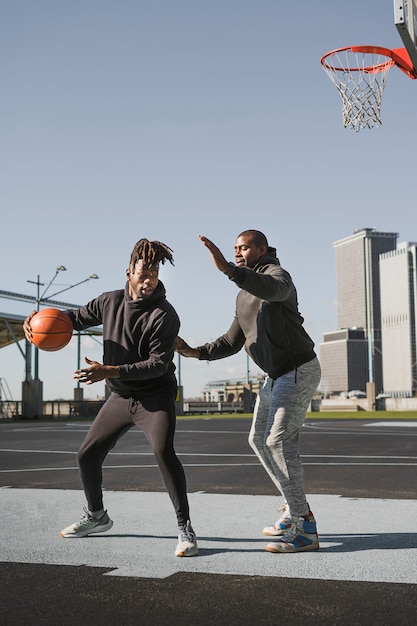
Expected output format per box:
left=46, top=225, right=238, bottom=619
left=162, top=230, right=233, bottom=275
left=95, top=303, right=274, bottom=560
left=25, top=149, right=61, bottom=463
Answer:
left=60, top=508, right=113, bottom=538
left=175, top=520, right=199, bottom=557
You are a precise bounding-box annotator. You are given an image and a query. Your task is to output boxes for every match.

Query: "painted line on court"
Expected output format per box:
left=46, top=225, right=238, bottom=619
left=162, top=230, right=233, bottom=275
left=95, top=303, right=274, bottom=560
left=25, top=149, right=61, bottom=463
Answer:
left=364, top=421, right=417, bottom=427
left=2, top=448, right=417, bottom=461
left=2, top=460, right=417, bottom=474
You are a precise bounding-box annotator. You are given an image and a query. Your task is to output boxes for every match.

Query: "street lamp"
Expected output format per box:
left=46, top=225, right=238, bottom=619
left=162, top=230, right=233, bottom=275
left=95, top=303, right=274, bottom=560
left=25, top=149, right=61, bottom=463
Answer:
left=46, top=274, right=99, bottom=300
left=27, top=268, right=99, bottom=380
left=42, top=273, right=99, bottom=393
left=39, top=266, right=67, bottom=302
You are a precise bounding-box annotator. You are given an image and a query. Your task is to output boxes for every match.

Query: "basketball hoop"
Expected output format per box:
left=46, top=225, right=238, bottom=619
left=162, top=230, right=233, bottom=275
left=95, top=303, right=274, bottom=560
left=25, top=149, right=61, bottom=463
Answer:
left=321, top=45, right=416, bottom=131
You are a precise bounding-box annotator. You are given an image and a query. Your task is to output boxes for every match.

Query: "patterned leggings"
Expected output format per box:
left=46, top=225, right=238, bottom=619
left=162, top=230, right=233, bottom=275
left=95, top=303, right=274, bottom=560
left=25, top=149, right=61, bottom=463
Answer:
left=248, top=357, right=321, bottom=517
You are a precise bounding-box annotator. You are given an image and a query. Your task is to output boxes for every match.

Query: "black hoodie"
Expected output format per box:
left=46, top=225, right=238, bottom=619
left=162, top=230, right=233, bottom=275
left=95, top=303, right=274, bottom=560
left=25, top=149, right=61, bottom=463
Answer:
left=66, top=281, right=179, bottom=398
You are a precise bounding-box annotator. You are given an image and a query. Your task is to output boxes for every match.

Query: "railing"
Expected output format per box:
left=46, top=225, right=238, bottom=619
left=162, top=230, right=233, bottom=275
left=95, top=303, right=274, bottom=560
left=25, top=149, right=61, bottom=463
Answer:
left=43, top=400, right=106, bottom=418
left=0, top=399, right=105, bottom=420
left=0, top=399, right=245, bottom=420
left=182, top=401, right=244, bottom=414
left=0, top=400, right=21, bottom=419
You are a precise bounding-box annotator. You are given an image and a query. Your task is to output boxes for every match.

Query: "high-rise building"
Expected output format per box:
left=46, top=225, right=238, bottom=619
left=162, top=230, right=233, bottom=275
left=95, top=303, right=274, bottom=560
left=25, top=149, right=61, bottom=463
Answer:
left=320, top=228, right=398, bottom=395
left=380, top=242, right=417, bottom=397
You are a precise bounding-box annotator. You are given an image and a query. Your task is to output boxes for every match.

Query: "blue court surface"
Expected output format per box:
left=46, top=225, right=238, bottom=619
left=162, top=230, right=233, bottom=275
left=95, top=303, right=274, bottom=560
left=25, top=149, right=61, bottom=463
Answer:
left=1, top=417, right=417, bottom=625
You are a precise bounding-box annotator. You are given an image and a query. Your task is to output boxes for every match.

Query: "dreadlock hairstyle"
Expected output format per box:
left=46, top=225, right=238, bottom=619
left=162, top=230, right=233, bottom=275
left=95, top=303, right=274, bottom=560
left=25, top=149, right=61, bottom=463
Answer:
left=129, top=239, right=174, bottom=268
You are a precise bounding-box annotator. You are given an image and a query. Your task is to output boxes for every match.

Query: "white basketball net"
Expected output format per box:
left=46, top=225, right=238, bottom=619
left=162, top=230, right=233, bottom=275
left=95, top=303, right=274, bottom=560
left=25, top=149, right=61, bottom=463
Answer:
left=322, top=48, right=395, bottom=131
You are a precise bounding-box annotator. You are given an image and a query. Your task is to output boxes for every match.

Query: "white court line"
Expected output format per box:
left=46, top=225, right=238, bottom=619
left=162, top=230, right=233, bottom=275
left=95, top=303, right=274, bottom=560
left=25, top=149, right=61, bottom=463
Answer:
left=0, top=463, right=260, bottom=473
left=3, top=426, right=250, bottom=435
left=0, top=449, right=255, bottom=456
left=304, top=426, right=417, bottom=436
left=364, top=421, right=417, bottom=427
left=2, top=461, right=417, bottom=474
left=2, top=449, right=417, bottom=460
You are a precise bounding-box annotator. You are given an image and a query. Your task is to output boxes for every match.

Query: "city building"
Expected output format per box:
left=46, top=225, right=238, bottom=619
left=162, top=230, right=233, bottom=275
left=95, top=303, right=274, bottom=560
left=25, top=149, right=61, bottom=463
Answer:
left=380, top=242, right=417, bottom=397
left=202, top=375, right=263, bottom=403
left=319, top=328, right=368, bottom=397
left=320, top=228, right=398, bottom=397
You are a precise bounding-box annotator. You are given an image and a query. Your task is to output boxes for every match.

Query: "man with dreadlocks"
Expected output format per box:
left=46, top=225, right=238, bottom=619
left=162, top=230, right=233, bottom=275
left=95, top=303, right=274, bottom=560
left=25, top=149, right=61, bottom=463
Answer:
left=23, top=238, right=198, bottom=557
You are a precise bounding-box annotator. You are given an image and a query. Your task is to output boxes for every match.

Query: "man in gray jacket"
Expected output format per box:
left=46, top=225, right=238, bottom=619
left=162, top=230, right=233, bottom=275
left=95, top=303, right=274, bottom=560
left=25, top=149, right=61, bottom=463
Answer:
left=176, top=230, right=321, bottom=553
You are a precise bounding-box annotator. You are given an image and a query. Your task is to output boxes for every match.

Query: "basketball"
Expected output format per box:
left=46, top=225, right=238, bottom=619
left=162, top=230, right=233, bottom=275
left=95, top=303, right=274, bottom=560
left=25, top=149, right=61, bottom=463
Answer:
left=29, top=308, right=73, bottom=352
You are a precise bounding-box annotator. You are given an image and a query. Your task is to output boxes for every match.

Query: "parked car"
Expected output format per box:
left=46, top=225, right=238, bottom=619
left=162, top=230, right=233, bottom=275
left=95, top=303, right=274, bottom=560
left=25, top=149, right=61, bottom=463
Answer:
left=347, top=390, right=367, bottom=399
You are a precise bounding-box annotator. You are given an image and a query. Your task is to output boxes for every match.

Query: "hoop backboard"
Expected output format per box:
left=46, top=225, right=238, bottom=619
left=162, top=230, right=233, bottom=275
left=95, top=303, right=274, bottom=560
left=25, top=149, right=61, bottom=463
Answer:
left=394, top=0, right=417, bottom=72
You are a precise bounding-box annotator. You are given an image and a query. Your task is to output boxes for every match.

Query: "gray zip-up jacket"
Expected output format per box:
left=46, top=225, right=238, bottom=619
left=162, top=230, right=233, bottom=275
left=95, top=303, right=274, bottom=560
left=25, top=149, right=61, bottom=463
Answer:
left=66, top=281, right=179, bottom=398
left=198, top=253, right=316, bottom=380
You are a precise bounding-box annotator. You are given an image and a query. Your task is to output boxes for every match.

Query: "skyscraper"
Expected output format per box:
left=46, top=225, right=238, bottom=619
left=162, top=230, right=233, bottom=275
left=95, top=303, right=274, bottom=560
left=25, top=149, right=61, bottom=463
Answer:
left=380, top=242, right=417, bottom=397
left=320, top=228, right=398, bottom=395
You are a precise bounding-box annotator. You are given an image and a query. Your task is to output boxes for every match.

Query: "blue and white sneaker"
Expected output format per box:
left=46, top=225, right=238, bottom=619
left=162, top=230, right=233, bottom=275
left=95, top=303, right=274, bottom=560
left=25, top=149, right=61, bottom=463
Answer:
left=265, top=515, right=319, bottom=553
left=262, top=502, right=291, bottom=536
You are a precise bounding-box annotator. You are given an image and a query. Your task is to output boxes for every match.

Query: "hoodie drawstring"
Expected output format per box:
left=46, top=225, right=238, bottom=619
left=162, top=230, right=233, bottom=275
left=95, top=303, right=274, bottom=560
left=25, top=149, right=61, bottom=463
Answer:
left=128, top=397, right=139, bottom=414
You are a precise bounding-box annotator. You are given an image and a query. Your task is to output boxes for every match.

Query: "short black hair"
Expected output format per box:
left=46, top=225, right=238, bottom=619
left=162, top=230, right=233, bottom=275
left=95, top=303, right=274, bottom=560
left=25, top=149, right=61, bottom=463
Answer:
left=237, top=230, right=268, bottom=248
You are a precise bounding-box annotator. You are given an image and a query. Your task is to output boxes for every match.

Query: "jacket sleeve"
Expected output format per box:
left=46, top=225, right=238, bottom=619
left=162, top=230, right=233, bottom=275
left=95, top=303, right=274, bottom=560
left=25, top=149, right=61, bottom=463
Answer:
left=65, top=297, right=104, bottom=331
left=198, top=315, right=245, bottom=361
left=230, top=264, right=294, bottom=303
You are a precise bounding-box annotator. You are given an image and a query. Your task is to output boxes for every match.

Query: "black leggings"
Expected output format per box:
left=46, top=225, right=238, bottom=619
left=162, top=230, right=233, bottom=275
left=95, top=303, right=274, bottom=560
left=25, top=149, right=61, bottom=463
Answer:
left=77, top=391, right=190, bottom=526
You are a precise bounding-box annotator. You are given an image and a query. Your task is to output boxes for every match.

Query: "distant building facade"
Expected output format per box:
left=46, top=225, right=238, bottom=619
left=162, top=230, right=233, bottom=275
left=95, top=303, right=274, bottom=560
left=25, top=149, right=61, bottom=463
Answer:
left=202, top=375, right=263, bottom=403
left=320, top=328, right=368, bottom=396
left=320, top=228, right=398, bottom=395
left=380, top=242, right=417, bottom=397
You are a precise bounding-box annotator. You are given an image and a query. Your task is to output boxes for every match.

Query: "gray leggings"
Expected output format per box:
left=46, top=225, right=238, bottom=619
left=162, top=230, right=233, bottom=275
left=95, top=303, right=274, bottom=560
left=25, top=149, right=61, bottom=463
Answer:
left=77, top=391, right=190, bottom=526
left=248, top=357, right=321, bottom=517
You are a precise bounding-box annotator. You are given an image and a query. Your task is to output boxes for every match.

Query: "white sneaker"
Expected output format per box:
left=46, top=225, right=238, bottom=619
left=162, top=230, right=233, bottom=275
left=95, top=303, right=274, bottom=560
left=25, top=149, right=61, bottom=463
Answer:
left=60, top=508, right=113, bottom=538
left=175, top=520, right=198, bottom=557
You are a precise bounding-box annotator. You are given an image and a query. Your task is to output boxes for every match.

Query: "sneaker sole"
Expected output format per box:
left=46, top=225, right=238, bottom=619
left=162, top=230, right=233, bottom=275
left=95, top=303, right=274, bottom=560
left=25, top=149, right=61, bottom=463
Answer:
left=262, top=528, right=288, bottom=537
left=265, top=541, right=319, bottom=553
left=175, top=546, right=199, bottom=557
left=60, top=519, right=113, bottom=538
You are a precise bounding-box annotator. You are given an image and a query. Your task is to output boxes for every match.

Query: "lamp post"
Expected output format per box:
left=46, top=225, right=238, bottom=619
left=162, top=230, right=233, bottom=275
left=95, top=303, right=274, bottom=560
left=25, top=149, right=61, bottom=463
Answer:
left=46, top=274, right=100, bottom=394
left=27, top=267, right=99, bottom=381
left=27, top=266, right=67, bottom=380
left=45, top=274, right=99, bottom=300
left=39, top=265, right=67, bottom=301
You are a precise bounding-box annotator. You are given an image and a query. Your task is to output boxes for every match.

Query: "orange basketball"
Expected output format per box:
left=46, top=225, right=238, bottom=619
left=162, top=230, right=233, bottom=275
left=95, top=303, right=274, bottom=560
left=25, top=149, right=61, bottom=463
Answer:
left=30, top=308, right=73, bottom=352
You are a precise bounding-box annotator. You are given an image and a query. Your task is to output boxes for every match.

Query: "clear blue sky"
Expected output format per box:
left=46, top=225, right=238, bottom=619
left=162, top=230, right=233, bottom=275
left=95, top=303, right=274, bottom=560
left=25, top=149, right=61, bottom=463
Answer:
left=1, top=0, right=415, bottom=401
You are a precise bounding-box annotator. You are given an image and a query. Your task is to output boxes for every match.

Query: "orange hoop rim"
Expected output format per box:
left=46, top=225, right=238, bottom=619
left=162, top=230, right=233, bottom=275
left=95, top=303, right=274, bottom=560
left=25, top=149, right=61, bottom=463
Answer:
left=320, top=45, right=417, bottom=78
left=320, top=46, right=395, bottom=73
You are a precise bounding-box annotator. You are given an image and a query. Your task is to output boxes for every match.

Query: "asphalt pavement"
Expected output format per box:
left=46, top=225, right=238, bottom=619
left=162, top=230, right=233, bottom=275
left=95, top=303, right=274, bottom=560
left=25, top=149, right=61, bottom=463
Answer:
left=1, top=416, right=417, bottom=625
